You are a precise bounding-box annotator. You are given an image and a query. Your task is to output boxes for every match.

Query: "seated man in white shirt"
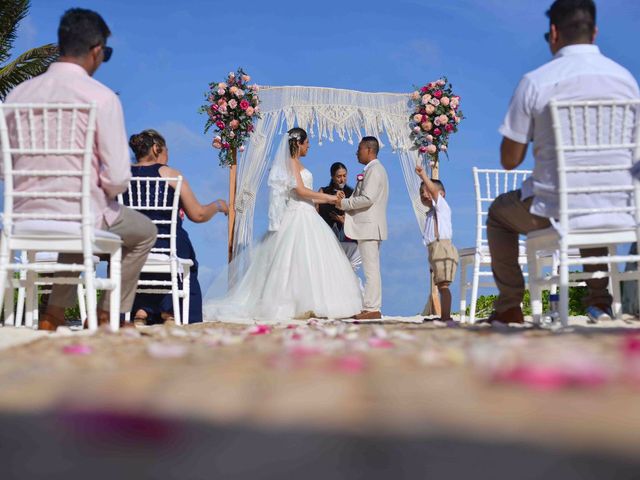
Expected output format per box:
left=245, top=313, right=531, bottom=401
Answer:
left=487, top=0, right=640, bottom=324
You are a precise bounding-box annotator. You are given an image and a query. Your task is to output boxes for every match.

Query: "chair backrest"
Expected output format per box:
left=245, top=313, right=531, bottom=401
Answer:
left=550, top=99, right=640, bottom=234
left=472, top=167, right=531, bottom=251
left=0, top=103, right=97, bottom=243
left=119, top=176, right=183, bottom=258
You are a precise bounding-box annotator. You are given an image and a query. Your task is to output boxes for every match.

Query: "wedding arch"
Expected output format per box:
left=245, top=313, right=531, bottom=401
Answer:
left=228, top=85, right=428, bottom=259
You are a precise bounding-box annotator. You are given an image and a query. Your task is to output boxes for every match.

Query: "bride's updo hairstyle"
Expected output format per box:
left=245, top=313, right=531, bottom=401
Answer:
left=129, top=129, right=166, bottom=160
left=288, top=127, right=307, bottom=157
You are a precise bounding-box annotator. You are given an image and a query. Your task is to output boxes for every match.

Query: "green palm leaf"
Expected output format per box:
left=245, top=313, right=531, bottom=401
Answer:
left=0, top=43, right=58, bottom=100
left=0, top=0, right=30, bottom=65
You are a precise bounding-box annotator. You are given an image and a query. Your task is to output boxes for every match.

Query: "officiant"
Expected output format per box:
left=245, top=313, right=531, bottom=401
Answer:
left=318, top=162, right=361, bottom=269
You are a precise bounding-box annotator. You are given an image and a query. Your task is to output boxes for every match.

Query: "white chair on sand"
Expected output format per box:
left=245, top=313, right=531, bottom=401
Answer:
left=458, top=167, right=531, bottom=323
left=119, top=176, right=193, bottom=325
left=0, top=103, right=122, bottom=331
left=526, top=99, right=640, bottom=326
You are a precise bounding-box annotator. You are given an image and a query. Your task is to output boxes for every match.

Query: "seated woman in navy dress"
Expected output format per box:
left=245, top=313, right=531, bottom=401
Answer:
left=128, top=129, right=228, bottom=324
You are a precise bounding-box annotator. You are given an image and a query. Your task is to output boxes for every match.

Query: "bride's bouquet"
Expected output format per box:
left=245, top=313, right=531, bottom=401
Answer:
left=409, top=77, right=463, bottom=162
left=201, top=67, right=261, bottom=167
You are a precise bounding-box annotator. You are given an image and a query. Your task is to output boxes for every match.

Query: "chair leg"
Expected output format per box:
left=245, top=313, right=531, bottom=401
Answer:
left=182, top=265, right=191, bottom=326
left=559, top=252, right=570, bottom=327
left=24, top=251, right=37, bottom=328
left=0, top=240, right=13, bottom=326
left=527, top=248, right=544, bottom=325
left=608, top=245, right=622, bottom=319
left=84, top=266, right=98, bottom=331
left=15, top=251, right=27, bottom=327
left=458, top=258, right=468, bottom=323
left=170, top=259, right=181, bottom=326
left=77, top=284, right=87, bottom=325
left=469, top=255, right=481, bottom=323
left=108, top=248, right=122, bottom=332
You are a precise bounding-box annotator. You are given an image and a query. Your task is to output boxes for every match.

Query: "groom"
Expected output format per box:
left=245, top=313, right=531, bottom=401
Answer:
left=337, top=137, right=389, bottom=320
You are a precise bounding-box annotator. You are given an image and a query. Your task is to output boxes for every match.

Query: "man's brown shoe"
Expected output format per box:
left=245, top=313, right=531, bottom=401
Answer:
left=487, top=306, right=524, bottom=324
left=38, top=312, right=65, bottom=331
left=352, top=310, right=382, bottom=320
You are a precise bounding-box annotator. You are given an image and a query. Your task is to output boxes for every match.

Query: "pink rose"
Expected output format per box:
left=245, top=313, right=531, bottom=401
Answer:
left=228, top=131, right=235, bottom=139
left=242, top=75, right=251, bottom=82
left=413, top=126, right=421, bottom=133
left=437, top=79, right=446, bottom=86
left=421, top=94, right=432, bottom=104
left=440, top=145, right=448, bottom=151
left=246, top=106, right=255, bottom=116
left=429, top=98, right=440, bottom=106
left=356, top=173, right=365, bottom=182
left=440, top=96, right=450, bottom=106
left=420, top=86, right=428, bottom=94
left=433, top=90, right=443, bottom=99
left=217, top=98, right=226, bottom=106
left=239, top=145, right=246, bottom=152
left=445, top=124, right=454, bottom=132
left=434, top=117, right=442, bottom=126
left=218, top=104, right=227, bottom=114
left=251, top=84, right=259, bottom=92
left=228, top=99, right=238, bottom=109
left=421, top=121, right=432, bottom=132
left=216, top=120, right=225, bottom=129
left=419, top=146, right=427, bottom=153
left=426, top=134, right=433, bottom=142
left=229, top=86, right=238, bottom=94
left=438, top=114, right=448, bottom=124
left=217, top=82, right=227, bottom=89
left=411, top=91, right=421, bottom=100
left=254, top=106, right=260, bottom=113
left=426, top=144, right=437, bottom=154
left=240, top=100, right=250, bottom=110
left=413, top=114, right=422, bottom=123
left=235, top=89, right=245, bottom=98
left=212, top=138, right=222, bottom=149
left=212, top=104, right=219, bottom=111
left=433, top=127, right=442, bottom=136
left=425, top=104, right=436, bottom=115
left=230, top=119, right=240, bottom=129
left=217, top=88, right=225, bottom=95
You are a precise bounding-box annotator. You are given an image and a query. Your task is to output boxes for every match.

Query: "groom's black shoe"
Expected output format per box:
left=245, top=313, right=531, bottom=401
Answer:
left=352, top=310, right=382, bottom=320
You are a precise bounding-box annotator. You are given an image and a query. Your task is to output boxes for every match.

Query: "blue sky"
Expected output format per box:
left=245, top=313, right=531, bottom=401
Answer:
left=15, top=0, right=640, bottom=316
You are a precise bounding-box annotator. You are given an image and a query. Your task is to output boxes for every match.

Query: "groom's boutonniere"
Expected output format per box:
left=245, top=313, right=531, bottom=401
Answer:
left=356, top=173, right=365, bottom=182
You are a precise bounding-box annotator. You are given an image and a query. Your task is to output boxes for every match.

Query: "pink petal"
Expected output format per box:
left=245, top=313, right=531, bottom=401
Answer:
left=248, top=324, right=271, bottom=335
left=331, top=355, right=367, bottom=374
left=368, top=337, right=394, bottom=349
left=63, top=344, right=92, bottom=355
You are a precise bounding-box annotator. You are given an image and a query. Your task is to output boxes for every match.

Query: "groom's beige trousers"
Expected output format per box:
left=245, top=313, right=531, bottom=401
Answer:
left=359, top=240, right=382, bottom=311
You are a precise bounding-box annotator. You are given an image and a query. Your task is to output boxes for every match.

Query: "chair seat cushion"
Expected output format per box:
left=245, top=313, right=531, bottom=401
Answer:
left=146, top=253, right=194, bottom=265
left=13, top=220, right=120, bottom=241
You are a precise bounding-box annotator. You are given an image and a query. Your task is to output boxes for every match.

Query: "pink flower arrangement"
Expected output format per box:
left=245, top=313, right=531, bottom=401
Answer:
left=201, top=67, right=261, bottom=166
left=409, top=77, right=464, bottom=160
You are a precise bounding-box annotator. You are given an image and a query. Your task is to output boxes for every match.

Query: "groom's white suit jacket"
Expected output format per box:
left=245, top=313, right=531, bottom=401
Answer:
left=341, top=159, right=389, bottom=241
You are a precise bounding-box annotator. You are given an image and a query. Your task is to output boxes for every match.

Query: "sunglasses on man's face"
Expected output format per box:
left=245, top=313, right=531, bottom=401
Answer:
left=91, top=43, right=113, bottom=62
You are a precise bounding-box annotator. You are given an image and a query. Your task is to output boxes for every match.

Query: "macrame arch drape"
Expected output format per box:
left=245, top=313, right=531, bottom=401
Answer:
left=231, top=85, right=428, bottom=261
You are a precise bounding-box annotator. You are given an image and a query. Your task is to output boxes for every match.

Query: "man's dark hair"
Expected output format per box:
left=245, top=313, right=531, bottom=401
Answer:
left=546, top=0, right=596, bottom=44
left=58, top=8, right=111, bottom=57
left=360, top=136, right=379, bottom=155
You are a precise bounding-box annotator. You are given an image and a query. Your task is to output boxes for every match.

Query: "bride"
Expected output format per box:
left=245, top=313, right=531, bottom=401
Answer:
left=203, top=128, right=363, bottom=323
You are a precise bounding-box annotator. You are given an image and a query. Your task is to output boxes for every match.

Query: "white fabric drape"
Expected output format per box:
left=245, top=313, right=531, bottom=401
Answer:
left=230, top=85, right=428, bottom=264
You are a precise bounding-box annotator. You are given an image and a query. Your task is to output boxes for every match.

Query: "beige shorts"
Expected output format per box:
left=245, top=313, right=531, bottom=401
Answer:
left=428, top=239, right=459, bottom=285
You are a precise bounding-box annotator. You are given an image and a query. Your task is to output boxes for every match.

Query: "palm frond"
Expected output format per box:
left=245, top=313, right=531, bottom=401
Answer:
left=0, top=0, right=30, bottom=64
left=0, top=43, right=58, bottom=100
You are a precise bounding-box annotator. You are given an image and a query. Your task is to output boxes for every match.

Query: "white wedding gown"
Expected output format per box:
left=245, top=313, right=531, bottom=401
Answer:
left=204, top=169, right=363, bottom=323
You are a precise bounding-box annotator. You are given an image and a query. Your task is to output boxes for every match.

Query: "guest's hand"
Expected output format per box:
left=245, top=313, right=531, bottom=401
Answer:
left=336, top=190, right=346, bottom=200
left=215, top=199, right=229, bottom=216
left=330, top=212, right=345, bottom=224
left=415, top=164, right=425, bottom=177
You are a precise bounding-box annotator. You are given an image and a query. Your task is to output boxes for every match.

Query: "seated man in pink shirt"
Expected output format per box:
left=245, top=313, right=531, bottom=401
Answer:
left=5, top=8, right=157, bottom=330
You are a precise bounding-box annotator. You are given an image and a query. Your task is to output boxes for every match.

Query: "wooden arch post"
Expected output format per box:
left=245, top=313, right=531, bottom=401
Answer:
left=423, top=154, right=441, bottom=317
left=228, top=148, right=237, bottom=263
